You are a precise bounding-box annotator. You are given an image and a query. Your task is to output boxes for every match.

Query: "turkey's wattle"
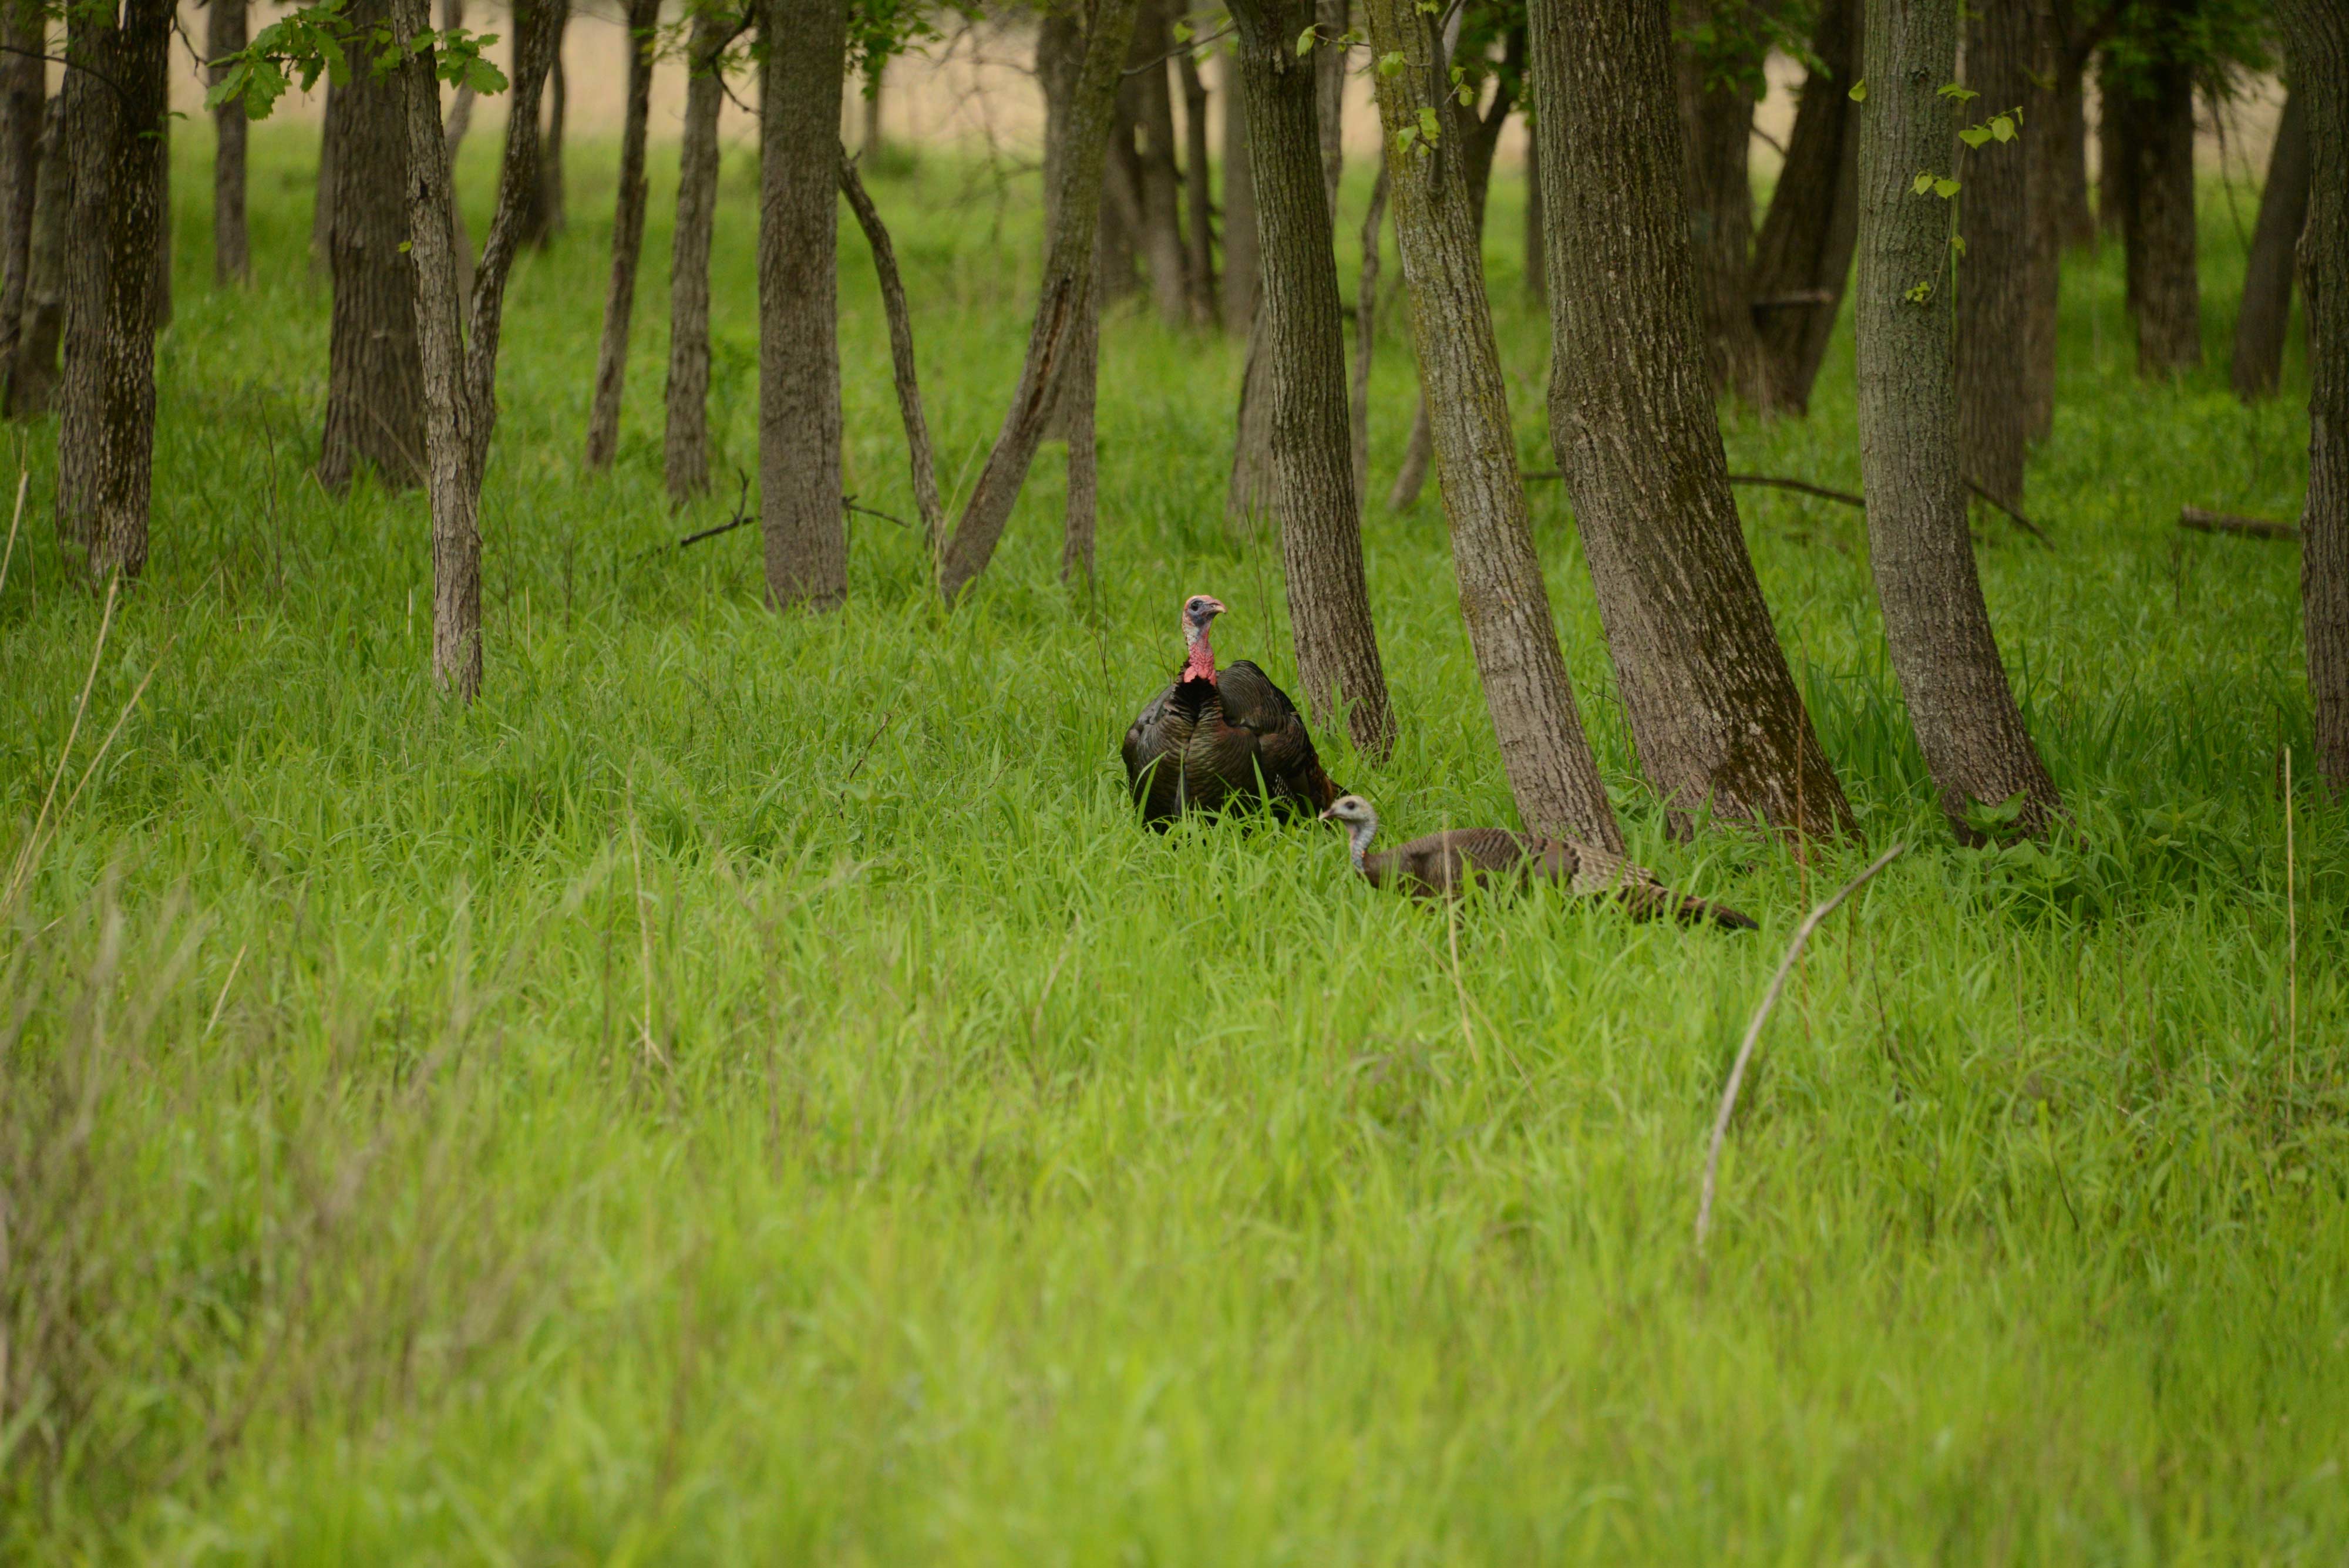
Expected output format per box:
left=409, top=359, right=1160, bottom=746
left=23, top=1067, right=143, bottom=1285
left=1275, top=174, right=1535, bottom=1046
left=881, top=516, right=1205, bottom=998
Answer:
left=1318, top=795, right=1758, bottom=930
left=1121, top=594, right=1342, bottom=827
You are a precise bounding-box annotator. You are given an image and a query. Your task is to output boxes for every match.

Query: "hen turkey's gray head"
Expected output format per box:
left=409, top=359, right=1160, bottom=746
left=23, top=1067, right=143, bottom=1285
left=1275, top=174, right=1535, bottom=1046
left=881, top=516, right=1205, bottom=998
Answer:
left=1319, top=795, right=1378, bottom=832
left=1181, top=594, right=1226, bottom=641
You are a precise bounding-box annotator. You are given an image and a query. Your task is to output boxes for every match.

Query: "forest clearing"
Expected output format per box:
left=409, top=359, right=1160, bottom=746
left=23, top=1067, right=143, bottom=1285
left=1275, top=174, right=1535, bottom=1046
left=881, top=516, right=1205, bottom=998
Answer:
left=2, top=0, right=2347, bottom=1557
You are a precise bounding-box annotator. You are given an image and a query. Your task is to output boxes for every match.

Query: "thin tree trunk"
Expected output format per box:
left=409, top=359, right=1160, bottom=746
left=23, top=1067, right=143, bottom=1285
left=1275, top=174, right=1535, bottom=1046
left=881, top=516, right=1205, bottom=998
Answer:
left=2022, top=0, right=2063, bottom=443
left=583, top=0, right=660, bottom=471
left=2277, top=0, right=2347, bottom=792
left=1227, top=311, right=1274, bottom=520
left=1524, top=133, right=1543, bottom=302
left=2232, top=89, right=2310, bottom=403
left=760, top=0, right=849, bottom=608
left=1228, top=0, right=1395, bottom=756
left=207, top=0, right=250, bottom=285
left=311, top=78, right=335, bottom=274
left=1350, top=160, right=1386, bottom=507
left=519, top=0, right=569, bottom=248
left=1315, top=0, right=1344, bottom=211
left=1129, top=0, right=1189, bottom=327
left=1386, top=399, right=1432, bottom=509
left=840, top=149, right=944, bottom=551
left=2096, top=49, right=2125, bottom=242
left=863, top=58, right=884, bottom=154
left=1061, top=289, right=1100, bottom=581
left=1222, top=48, right=1259, bottom=332
left=663, top=2, right=728, bottom=504
left=1362, top=0, right=1620, bottom=847
left=1532, top=0, right=1854, bottom=838
left=1954, top=0, right=2031, bottom=507
left=443, top=0, right=476, bottom=329
left=2116, top=52, right=2200, bottom=377
left=150, top=112, right=169, bottom=333
left=319, top=0, right=425, bottom=493
left=391, top=0, right=560, bottom=699
left=937, top=0, right=1140, bottom=601
left=5, top=92, right=63, bottom=419
left=1856, top=0, right=2062, bottom=840
left=56, top=0, right=170, bottom=583
left=2052, top=0, right=2095, bottom=247
left=0, top=6, right=43, bottom=374
left=1099, top=90, right=1142, bottom=301
left=1177, top=15, right=1217, bottom=327
left=1749, top=0, right=1860, bottom=415
left=1675, top=6, right=1778, bottom=412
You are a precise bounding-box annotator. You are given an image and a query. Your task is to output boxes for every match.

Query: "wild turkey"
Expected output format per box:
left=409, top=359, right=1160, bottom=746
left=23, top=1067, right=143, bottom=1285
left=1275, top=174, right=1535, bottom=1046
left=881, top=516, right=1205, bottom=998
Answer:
left=1122, top=594, right=1342, bottom=826
left=1318, top=795, right=1758, bottom=930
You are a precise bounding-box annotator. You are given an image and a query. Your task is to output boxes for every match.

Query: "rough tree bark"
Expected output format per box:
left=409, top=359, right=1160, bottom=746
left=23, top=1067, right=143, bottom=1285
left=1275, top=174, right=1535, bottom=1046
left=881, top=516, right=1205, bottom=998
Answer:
left=150, top=113, right=169, bottom=333
left=1225, top=0, right=1396, bottom=756
left=56, top=0, right=170, bottom=583
left=319, top=0, right=425, bottom=493
left=391, top=0, right=558, bottom=698
left=2232, top=89, right=2310, bottom=403
left=2111, top=43, right=2201, bottom=377
left=863, top=59, right=884, bottom=154
left=935, top=0, right=1140, bottom=601
left=1315, top=0, right=1344, bottom=209
left=4, top=93, right=62, bottom=418
left=760, top=0, right=850, bottom=608
left=1954, top=0, right=2031, bottom=507
left=1222, top=49, right=1259, bottom=331
left=1749, top=0, right=1860, bottom=415
left=518, top=0, right=570, bottom=248
left=1532, top=0, right=1854, bottom=837
left=1177, top=11, right=1217, bottom=326
left=0, top=5, right=42, bottom=377
left=1350, top=160, right=1386, bottom=507
left=2022, top=0, right=2064, bottom=443
left=1855, top=0, right=2062, bottom=840
left=1524, top=133, right=1543, bottom=303
left=1362, top=0, right=1620, bottom=849
left=2050, top=0, right=2097, bottom=247
left=583, top=0, right=661, bottom=471
left=2277, top=0, right=2347, bottom=791
left=1675, top=4, right=1778, bottom=412
left=662, top=2, right=729, bottom=504
left=1128, top=0, right=1190, bottom=327
left=207, top=0, right=250, bottom=285
left=840, top=149, right=944, bottom=551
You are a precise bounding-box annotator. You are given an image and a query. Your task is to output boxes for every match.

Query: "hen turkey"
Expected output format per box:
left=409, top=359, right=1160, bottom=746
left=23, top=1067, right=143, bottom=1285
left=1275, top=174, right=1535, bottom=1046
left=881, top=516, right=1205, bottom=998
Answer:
left=1320, top=795, right=1757, bottom=930
left=1122, top=594, right=1341, bottom=826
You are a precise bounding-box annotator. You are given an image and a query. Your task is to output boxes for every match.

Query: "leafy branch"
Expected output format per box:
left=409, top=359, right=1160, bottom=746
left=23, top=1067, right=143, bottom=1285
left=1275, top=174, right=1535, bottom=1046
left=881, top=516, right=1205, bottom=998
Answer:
left=203, top=0, right=507, bottom=122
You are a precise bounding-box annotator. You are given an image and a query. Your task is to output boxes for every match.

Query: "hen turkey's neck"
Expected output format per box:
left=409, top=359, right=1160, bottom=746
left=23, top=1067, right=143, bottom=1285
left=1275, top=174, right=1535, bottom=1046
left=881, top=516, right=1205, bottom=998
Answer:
left=1180, top=626, right=1217, bottom=685
left=1345, top=817, right=1377, bottom=875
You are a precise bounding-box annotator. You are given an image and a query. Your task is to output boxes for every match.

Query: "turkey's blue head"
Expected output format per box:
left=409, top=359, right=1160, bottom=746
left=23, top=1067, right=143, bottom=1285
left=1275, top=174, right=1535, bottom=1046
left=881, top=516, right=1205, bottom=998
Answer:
left=1180, top=594, right=1226, bottom=684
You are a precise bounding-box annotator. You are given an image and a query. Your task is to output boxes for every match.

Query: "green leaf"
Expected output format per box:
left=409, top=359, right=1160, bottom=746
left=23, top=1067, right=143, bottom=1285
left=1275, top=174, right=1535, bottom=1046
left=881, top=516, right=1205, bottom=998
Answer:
left=1846, top=77, right=1865, bottom=102
left=1377, top=49, right=1405, bottom=77
left=1904, top=279, right=1934, bottom=304
left=1296, top=24, right=1315, bottom=55
left=1913, top=171, right=1936, bottom=195
left=1950, top=232, right=1966, bottom=255
left=1960, top=125, right=1991, bottom=148
left=1936, top=82, right=1978, bottom=101
left=1989, top=113, right=2016, bottom=143
left=1172, top=19, right=1192, bottom=41
left=1416, top=104, right=1442, bottom=145
left=1933, top=176, right=1961, bottom=198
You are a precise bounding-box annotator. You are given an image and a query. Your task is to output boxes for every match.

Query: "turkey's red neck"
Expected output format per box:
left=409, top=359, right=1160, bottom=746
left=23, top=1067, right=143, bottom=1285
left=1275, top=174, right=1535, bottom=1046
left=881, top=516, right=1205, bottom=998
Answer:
left=1181, top=628, right=1217, bottom=685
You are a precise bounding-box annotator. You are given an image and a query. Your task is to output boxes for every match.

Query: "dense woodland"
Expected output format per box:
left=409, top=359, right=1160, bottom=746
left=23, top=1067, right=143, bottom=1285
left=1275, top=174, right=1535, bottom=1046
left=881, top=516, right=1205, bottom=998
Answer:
left=2, top=0, right=2347, bottom=1554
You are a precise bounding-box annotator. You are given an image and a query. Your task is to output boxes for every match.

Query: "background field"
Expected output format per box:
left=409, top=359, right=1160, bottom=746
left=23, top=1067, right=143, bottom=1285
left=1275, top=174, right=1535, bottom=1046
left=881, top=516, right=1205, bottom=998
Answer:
left=1, top=123, right=2344, bottom=1559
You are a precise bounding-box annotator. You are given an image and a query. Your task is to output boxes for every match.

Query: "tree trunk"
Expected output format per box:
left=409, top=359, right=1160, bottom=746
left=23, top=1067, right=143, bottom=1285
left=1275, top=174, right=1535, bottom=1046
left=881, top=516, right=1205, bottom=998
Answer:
left=583, top=0, right=661, bottom=471
left=1061, top=287, right=1101, bottom=581
left=2022, top=0, right=2063, bottom=443
left=1524, top=132, right=1543, bottom=302
left=2051, top=0, right=2095, bottom=247
left=1315, top=0, right=1344, bottom=210
left=1532, top=0, right=1853, bottom=838
left=0, top=7, right=42, bottom=375
left=1224, top=0, right=1397, bottom=755
left=2232, top=89, right=2310, bottom=403
left=1177, top=15, right=1217, bottom=327
left=1222, top=49, right=1259, bottom=332
left=2115, top=53, right=2200, bottom=377
left=519, top=0, right=570, bottom=248
left=840, top=149, right=945, bottom=551
left=1350, top=160, right=1386, bottom=507
left=2095, top=49, right=2125, bottom=242
left=1227, top=312, right=1275, bottom=520
left=5, top=93, right=63, bottom=419
left=2277, top=0, right=2347, bottom=792
left=319, top=0, right=426, bottom=494
left=759, top=0, right=850, bottom=609
left=1099, top=90, right=1142, bottom=302
left=936, top=0, right=1140, bottom=601
left=150, top=113, right=169, bottom=334
left=662, top=4, right=728, bottom=504
left=1954, top=0, right=2031, bottom=507
left=1855, top=0, right=2062, bottom=841
left=311, top=78, right=335, bottom=274
left=1362, top=0, right=1620, bottom=848
left=391, top=0, right=560, bottom=699
left=1386, top=399, right=1432, bottom=509
left=207, top=0, right=250, bottom=285
left=1749, top=0, right=1860, bottom=415
left=1674, top=6, right=1778, bottom=412
left=863, top=59, right=884, bottom=154
left=1129, top=0, right=1190, bottom=327
left=56, top=0, right=170, bottom=583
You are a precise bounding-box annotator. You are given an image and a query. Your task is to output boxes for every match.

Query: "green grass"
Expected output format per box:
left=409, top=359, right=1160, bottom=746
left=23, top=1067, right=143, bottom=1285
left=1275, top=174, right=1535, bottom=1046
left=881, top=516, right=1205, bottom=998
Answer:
left=1, top=122, right=2343, bottom=1561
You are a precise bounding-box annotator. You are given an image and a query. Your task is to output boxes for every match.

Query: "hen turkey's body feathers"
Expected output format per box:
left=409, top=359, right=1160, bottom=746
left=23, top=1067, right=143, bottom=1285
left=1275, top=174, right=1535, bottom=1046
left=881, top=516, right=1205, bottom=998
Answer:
left=1352, top=822, right=1758, bottom=931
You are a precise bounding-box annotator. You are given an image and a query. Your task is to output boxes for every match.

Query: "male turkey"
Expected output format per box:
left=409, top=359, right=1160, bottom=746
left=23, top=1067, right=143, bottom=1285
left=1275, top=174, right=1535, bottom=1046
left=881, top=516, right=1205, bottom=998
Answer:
left=1319, top=795, right=1758, bottom=930
left=1122, top=594, right=1342, bottom=826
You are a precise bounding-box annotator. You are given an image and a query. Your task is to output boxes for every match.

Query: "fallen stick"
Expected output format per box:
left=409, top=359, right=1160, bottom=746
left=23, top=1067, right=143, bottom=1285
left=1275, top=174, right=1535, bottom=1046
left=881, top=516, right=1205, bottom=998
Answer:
left=1965, top=479, right=2051, bottom=543
left=1695, top=841, right=1908, bottom=1251
left=2179, top=505, right=2298, bottom=540
left=1523, top=467, right=2051, bottom=543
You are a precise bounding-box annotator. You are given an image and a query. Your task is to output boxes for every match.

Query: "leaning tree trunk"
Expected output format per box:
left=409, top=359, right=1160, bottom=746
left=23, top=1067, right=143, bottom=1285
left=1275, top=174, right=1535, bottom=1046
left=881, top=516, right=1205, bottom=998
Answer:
left=1855, top=0, right=2062, bottom=842
left=319, top=0, right=426, bottom=494
left=839, top=150, right=944, bottom=551
left=207, top=0, right=250, bottom=285
left=2116, top=55, right=2201, bottom=378
left=2232, top=90, right=2310, bottom=403
left=1532, top=0, right=1854, bottom=838
left=1954, top=0, right=2031, bottom=507
left=1226, top=0, right=1396, bottom=757
left=0, top=5, right=42, bottom=376
left=936, top=0, right=1140, bottom=601
left=1129, top=0, right=1190, bottom=327
left=56, top=0, right=170, bottom=583
left=1362, top=0, right=1620, bottom=849
left=1177, top=12, right=1217, bottom=327
left=760, top=0, right=850, bottom=608
left=1749, top=0, right=1860, bottom=416
left=1674, top=7, right=1778, bottom=413
left=584, top=0, right=661, bottom=471
left=662, top=2, right=728, bottom=504
left=1222, top=48, right=1260, bottom=332
left=5, top=93, right=63, bottom=418
left=391, top=0, right=559, bottom=699
left=1350, top=161, right=1386, bottom=507
left=2277, top=0, right=2347, bottom=792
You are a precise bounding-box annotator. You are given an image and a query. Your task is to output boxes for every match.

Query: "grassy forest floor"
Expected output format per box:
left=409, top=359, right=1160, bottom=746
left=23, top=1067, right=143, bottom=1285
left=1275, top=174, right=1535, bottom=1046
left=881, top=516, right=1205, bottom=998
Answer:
left=1, top=124, right=2344, bottom=1560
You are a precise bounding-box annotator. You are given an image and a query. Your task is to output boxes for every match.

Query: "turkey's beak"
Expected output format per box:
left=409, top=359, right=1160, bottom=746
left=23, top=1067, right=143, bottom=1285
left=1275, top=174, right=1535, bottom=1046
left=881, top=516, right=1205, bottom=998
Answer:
left=1317, top=806, right=1335, bottom=822
left=1204, top=597, right=1227, bottom=619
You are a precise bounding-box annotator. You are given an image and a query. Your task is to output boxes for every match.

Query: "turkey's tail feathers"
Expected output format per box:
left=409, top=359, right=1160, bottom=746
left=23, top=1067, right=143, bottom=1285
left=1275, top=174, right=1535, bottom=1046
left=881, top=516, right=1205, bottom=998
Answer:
left=1617, top=883, right=1759, bottom=932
